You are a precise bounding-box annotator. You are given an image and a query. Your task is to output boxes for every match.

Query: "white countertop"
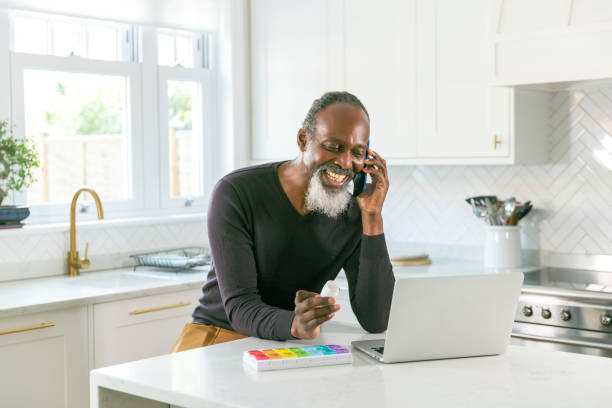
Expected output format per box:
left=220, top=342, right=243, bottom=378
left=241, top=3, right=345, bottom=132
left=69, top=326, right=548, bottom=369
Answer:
left=0, top=258, right=536, bottom=318
left=0, top=267, right=207, bottom=318
left=90, top=321, right=612, bottom=408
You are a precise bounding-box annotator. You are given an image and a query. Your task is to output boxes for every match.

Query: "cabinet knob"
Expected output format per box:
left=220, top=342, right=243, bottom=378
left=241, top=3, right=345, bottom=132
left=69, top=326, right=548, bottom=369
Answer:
left=541, top=308, right=552, bottom=319
left=494, top=135, right=501, bottom=150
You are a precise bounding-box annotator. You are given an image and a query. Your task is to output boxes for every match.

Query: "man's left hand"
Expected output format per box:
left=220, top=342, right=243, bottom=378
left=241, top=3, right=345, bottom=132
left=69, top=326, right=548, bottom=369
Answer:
left=357, top=148, right=389, bottom=235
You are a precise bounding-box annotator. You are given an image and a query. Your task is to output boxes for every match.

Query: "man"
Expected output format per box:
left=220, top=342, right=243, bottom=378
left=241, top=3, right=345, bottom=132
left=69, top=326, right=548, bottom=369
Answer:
left=171, top=91, right=395, bottom=352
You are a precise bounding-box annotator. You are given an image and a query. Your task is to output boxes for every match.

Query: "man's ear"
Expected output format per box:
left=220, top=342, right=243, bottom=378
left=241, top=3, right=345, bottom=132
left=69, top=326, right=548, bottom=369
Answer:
left=297, top=129, right=308, bottom=152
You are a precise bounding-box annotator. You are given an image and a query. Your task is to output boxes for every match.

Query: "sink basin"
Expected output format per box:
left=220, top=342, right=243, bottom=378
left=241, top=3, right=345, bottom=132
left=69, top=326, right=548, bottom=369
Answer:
left=67, top=271, right=178, bottom=289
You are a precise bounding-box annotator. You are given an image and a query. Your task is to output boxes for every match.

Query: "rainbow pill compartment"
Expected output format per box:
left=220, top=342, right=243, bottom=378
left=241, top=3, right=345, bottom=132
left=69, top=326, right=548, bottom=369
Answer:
left=243, top=344, right=352, bottom=371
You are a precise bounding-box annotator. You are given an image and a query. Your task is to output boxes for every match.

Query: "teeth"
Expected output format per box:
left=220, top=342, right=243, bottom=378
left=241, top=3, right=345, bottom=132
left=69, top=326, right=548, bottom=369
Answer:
left=325, top=169, right=347, bottom=183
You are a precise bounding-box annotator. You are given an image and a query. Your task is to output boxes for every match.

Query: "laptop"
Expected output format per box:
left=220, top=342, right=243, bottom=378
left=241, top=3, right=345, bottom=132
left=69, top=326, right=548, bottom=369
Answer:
left=352, top=272, right=524, bottom=363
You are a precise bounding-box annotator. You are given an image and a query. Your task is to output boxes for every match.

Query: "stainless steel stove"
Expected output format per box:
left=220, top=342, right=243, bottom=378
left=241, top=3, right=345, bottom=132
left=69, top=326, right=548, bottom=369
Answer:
left=511, top=267, right=612, bottom=357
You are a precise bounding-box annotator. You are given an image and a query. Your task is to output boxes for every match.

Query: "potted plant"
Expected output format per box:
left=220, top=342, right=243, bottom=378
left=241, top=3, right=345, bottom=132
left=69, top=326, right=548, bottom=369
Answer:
left=0, top=120, right=39, bottom=227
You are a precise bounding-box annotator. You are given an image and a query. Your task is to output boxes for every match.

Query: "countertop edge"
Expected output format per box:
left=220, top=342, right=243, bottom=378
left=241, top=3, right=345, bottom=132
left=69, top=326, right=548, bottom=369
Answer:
left=0, top=279, right=205, bottom=318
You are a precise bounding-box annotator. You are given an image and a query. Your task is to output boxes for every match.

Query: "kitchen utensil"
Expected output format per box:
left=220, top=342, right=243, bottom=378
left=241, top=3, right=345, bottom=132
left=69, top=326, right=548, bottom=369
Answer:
left=469, top=198, right=490, bottom=223
left=503, top=197, right=516, bottom=225
left=514, top=203, right=533, bottom=224
left=484, top=198, right=498, bottom=225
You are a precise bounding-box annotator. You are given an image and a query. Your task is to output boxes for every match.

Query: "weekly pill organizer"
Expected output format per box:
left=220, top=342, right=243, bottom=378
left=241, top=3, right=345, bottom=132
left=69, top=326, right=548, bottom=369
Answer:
left=243, top=345, right=353, bottom=371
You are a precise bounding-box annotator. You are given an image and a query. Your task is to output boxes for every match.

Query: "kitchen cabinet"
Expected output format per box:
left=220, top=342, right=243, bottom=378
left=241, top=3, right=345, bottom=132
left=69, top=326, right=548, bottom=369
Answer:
left=93, top=288, right=201, bottom=368
left=250, top=0, right=550, bottom=165
left=491, top=0, right=612, bottom=86
left=344, top=0, right=418, bottom=160
left=0, top=306, right=89, bottom=408
left=250, top=0, right=344, bottom=162
left=413, top=0, right=548, bottom=164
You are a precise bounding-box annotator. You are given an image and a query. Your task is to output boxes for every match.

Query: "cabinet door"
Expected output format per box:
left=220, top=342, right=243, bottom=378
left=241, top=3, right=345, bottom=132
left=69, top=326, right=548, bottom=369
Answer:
left=345, top=0, right=418, bottom=159
left=250, top=0, right=344, bottom=161
left=93, top=289, right=201, bottom=368
left=0, top=307, right=89, bottom=408
left=416, top=0, right=511, bottom=158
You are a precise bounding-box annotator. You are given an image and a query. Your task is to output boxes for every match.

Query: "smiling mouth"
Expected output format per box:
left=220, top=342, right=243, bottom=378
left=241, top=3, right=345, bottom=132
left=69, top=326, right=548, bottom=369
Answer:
left=322, top=169, right=349, bottom=187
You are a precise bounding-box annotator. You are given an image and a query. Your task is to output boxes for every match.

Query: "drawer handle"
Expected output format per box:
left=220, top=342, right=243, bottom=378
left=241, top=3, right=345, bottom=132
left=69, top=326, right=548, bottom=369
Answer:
left=0, top=323, right=56, bottom=336
left=129, top=301, right=191, bottom=315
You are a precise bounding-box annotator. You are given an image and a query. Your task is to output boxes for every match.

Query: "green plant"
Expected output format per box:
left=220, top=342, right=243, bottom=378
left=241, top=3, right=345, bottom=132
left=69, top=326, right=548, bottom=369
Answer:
left=0, top=120, right=40, bottom=206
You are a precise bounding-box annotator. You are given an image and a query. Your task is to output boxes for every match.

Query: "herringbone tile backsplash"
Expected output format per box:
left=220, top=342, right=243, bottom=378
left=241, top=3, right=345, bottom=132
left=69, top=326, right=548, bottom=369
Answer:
left=1, top=87, right=611, bottom=280
left=384, top=87, right=612, bottom=255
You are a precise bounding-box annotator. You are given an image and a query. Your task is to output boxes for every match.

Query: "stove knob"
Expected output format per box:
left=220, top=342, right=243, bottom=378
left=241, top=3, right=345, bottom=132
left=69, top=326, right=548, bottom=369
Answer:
left=522, top=305, right=533, bottom=317
left=561, top=309, right=571, bottom=321
left=541, top=308, right=552, bottom=319
left=602, top=314, right=612, bottom=327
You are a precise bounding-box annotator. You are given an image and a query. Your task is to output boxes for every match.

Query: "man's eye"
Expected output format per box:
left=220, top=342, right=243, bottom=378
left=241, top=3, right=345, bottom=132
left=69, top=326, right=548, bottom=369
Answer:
left=324, top=144, right=342, bottom=152
left=352, top=150, right=366, bottom=158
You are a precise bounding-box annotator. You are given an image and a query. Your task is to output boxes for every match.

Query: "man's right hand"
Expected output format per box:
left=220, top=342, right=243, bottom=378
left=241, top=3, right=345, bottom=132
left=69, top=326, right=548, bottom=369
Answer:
left=290, top=290, right=340, bottom=339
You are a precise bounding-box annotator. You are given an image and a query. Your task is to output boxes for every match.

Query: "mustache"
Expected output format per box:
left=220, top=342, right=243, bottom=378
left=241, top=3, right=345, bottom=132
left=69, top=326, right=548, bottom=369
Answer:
left=318, top=164, right=356, bottom=179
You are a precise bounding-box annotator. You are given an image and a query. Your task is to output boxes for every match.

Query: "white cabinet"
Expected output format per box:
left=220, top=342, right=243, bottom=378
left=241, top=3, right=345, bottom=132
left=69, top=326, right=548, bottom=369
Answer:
left=0, top=307, right=89, bottom=408
left=413, top=0, right=548, bottom=164
left=93, top=289, right=201, bottom=368
left=249, top=0, right=550, bottom=165
left=344, top=0, right=417, bottom=160
left=250, top=0, right=344, bottom=161
left=492, top=0, right=612, bottom=86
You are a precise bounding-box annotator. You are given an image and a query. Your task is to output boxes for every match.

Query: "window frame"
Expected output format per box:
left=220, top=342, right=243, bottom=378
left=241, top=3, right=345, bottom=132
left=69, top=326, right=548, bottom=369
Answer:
left=1, top=11, right=218, bottom=224
left=157, top=65, right=215, bottom=210
left=10, top=52, right=145, bottom=223
left=8, top=9, right=135, bottom=62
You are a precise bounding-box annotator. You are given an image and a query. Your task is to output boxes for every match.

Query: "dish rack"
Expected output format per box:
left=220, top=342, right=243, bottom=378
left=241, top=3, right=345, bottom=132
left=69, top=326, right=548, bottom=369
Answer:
left=130, top=247, right=211, bottom=271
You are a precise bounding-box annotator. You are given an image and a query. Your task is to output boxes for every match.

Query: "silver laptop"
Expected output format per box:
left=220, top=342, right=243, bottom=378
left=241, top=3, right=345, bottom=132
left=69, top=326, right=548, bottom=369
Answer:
left=352, top=272, right=524, bottom=363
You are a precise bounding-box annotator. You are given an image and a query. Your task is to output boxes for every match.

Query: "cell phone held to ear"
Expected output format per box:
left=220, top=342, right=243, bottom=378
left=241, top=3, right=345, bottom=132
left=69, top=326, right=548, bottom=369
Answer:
left=352, top=140, right=370, bottom=197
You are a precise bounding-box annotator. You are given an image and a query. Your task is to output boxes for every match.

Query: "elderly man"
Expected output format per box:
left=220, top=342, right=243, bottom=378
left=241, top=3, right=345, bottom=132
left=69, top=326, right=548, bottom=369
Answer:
left=171, top=91, right=395, bottom=352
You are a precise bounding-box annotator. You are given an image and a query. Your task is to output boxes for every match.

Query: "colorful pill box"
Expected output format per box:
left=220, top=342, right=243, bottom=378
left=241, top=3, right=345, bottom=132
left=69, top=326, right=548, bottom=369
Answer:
left=243, top=344, right=353, bottom=371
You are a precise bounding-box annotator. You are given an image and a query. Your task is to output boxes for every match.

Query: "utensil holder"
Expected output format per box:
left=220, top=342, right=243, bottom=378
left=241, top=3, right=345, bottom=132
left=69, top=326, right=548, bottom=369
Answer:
left=484, top=226, right=521, bottom=268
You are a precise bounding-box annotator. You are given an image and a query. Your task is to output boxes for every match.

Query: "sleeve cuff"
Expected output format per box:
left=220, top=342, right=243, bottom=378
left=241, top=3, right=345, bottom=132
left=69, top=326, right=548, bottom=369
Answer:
left=278, top=310, right=297, bottom=340
left=360, top=233, right=390, bottom=260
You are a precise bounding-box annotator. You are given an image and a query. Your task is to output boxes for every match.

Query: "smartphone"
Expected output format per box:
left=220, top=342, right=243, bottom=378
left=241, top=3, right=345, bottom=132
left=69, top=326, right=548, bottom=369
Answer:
left=352, top=140, right=370, bottom=197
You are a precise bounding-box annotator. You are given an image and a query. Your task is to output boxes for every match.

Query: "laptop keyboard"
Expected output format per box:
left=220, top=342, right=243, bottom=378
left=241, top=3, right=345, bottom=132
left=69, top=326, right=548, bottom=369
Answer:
left=371, top=346, right=384, bottom=355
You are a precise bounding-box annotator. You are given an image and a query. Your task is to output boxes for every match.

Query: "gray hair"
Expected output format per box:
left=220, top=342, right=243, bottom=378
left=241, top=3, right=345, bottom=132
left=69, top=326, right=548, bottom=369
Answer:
left=302, top=91, right=370, bottom=137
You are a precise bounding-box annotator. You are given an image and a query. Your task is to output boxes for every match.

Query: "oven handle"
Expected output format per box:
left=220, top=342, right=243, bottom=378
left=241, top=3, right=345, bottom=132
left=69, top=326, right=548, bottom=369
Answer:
left=511, top=332, right=612, bottom=351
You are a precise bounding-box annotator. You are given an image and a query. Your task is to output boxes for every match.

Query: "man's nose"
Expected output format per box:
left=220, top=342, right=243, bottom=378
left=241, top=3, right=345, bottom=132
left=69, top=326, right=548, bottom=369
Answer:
left=336, top=149, right=353, bottom=170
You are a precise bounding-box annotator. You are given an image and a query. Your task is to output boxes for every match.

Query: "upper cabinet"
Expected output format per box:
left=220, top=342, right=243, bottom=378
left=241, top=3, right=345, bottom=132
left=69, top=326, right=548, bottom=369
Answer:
left=250, top=0, right=550, bottom=165
left=250, top=0, right=344, bottom=161
left=492, top=0, right=612, bottom=86
left=344, top=0, right=417, bottom=160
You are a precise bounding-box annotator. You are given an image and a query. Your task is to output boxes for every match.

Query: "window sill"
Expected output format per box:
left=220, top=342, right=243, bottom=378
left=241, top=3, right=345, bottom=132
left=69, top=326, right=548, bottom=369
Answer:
left=0, top=212, right=206, bottom=236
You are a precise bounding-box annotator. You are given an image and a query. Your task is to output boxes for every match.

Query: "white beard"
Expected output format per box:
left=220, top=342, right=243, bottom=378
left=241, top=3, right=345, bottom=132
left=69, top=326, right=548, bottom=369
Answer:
left=304, top=167, right=352, bottom=218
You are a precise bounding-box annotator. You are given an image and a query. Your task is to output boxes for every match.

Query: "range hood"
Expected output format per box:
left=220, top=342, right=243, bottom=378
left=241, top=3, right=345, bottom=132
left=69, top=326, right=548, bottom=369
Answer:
left=490, top=0, right=612, bottom=89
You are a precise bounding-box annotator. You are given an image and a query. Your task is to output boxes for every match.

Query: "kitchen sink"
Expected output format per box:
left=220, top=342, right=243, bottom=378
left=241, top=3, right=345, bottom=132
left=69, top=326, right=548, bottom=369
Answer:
left=66, top=271, right=180, bottom=289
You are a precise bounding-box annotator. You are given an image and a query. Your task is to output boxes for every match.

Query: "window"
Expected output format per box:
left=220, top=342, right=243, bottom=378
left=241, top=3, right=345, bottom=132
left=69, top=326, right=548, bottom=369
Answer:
left=5, top=10, right=216, bottom=223
left=10, top=10, right=134, bottom=62
left=157, top=41, right=214, bottom=210
left=167, top=80, right=201, bottom=198
left=24, top=70, right=130, bottom=204
left=156, top=29, right=208, bottom=69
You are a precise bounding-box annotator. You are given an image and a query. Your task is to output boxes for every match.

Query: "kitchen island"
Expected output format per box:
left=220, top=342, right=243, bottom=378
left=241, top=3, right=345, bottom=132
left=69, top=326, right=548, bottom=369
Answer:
left=90, top=320, right=612, bottom=408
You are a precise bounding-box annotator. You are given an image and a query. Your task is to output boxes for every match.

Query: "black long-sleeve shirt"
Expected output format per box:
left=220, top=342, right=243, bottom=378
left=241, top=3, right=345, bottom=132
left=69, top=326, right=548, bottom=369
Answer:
left=192, top=161, right=395, bottom=340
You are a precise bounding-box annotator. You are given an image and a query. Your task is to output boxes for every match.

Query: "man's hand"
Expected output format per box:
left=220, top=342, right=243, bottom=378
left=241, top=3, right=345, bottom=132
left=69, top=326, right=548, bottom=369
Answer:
left=357, top=148, right=389, bottom=235
left=291, top=290, right=340, bottom=339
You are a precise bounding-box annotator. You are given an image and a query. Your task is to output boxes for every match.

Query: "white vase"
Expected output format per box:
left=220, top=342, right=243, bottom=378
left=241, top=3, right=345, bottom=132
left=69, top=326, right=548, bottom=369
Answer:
left=484, top=226, right=522, bottom=268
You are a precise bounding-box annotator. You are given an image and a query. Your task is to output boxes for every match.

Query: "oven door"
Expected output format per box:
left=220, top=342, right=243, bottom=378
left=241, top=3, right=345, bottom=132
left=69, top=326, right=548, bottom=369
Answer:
left=511, top=322, right=612, bottom=358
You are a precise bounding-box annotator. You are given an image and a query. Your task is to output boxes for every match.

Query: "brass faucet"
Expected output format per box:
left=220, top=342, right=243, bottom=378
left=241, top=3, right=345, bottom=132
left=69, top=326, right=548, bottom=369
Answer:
left=68, top=187, right=104, bottom=276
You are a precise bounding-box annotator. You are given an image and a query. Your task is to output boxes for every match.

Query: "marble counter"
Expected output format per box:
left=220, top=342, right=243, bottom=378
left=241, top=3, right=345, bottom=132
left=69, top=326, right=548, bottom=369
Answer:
left=0, top=257, right=536, bottom=319
left=90, top=321, right=612, bottom=408
left=0, top=267, right=207, bottom=318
